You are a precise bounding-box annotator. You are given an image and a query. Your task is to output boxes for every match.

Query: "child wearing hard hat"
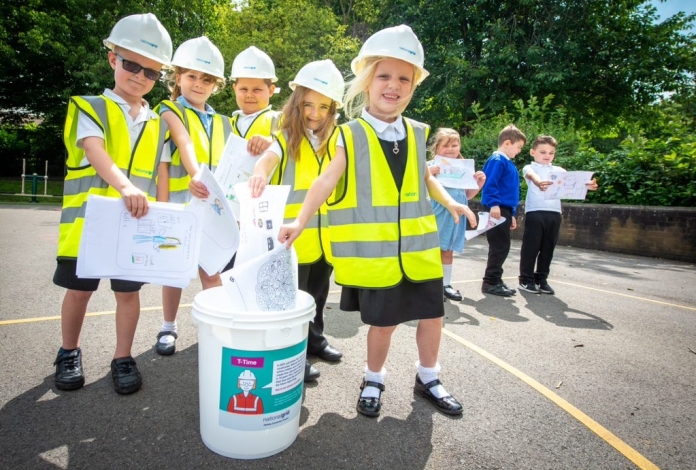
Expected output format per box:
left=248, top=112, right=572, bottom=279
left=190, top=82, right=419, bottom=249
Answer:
left=153, top=36, right=232, bottom=357
left=52, top=13, right=172, bottom=395
left=215, top=45, right=282, bottom=274
left=229, top=46, right=281, bottom=155
left=277, top=25, right=477, bottom=417
left=248, top=59, right=346, bottom=384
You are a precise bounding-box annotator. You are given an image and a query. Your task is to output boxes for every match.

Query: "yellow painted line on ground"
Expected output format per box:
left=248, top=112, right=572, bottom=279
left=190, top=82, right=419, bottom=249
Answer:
left=0, top=304, right=191, bottom=326
left=442, top=328, right=660, bottom=470
left=550, top=280, right=696, bottom=311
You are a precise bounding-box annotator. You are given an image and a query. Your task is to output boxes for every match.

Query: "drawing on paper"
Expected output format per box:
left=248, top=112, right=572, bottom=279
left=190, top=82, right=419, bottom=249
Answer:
left=256, top=248, right=295, bottom=311
left=210, top=198, right=224, bottom=216
left=133, top=234, right=182, bottom=251
left=117, top=209, right=198, bottom=272
left=544, top=171, right=593, bottom=200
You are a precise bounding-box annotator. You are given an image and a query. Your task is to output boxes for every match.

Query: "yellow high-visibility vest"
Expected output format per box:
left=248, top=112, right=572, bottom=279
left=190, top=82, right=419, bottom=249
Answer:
left=58, top=95, right=167, bottom=259
left=272, top=130, right=337, bottom=264
left=230, top=109, right=280, bottom=139
left=327, top=118, right=441, bottom=288
left=157, top=100, right=232, bottom=203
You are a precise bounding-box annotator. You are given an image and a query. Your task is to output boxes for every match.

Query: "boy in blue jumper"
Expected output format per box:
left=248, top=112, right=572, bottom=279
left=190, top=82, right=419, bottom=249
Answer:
left=480, top=124, right=527, bottom=296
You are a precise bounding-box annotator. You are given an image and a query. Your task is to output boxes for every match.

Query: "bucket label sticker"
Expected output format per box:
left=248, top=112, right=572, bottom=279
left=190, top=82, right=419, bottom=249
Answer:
left=218, top=340, right=306, bottom=431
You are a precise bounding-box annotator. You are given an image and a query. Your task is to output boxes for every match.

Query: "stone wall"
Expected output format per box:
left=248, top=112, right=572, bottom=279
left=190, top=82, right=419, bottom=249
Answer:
left=468, top=202, right=696, bottom=262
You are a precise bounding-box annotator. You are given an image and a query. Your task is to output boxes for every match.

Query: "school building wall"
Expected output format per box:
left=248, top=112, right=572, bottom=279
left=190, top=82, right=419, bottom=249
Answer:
left=468, top=202, right=696, bottom=263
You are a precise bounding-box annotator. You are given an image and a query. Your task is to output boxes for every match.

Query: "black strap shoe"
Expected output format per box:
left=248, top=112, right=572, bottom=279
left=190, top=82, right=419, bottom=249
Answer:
left=111, top=356, right=142, bottom=395
left=413, top=374, right=463, bottom=416
left=54, top=348, right=85, bottom=391
left=304, top=361, right=320, bottom=382
left=356, top=380, right=385, bottom=418
left=155, top=331, right=178, bottom=356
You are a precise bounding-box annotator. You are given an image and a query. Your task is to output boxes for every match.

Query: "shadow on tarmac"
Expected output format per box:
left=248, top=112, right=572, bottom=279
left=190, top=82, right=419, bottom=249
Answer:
left=0, top=340, right=435, bottom=469
left=520, top=292, right=614, bottom=330
left=458, top=296, right=527, bottom=323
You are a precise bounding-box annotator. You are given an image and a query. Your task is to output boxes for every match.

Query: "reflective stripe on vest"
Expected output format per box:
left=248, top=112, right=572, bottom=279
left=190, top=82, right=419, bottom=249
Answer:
left=58, top=95, right=166, bottom=259
left=157, top=100, right=232, bottom=204
left=272, top=130, right=336, bottom=264
left=327, top=118, right=441, bottom=288
left=231, top=109, right=280, bottom=138
left=232, top=395, right=259, bottom=412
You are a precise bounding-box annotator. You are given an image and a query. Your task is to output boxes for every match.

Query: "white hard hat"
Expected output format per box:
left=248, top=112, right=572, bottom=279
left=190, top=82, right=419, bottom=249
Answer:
left=238, top=370, right=256, bottom=380
left=230, top=46, right=277, bottom=82
left=289, top=60, right=345, bottom=108
left=171, top=36, right=225, bottom=80
left=103, top=13, right=173, bottom=67
left=351, top=24, right=429, bottom=85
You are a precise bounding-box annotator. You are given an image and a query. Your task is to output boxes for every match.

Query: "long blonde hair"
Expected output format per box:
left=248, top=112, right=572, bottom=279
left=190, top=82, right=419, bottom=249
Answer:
left=163, top=66, right=226, bottom=101
left=343, top=57, right=417, bottom=119
left=280, top=85, right=338, bottom=160
left=428, top=128, right=463, bottom=159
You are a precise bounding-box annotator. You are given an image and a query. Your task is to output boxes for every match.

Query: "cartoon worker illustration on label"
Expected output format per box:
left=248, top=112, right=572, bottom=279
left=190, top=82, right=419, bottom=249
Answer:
left=227, top=370, right=264, bottom=415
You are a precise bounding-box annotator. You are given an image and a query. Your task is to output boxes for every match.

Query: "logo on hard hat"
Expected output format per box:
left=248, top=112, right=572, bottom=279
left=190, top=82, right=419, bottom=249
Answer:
left=313, top=77, right=328, bottom=86
left=196, top=58, right=212, bottom=65
left=399, top=46, right=416, bottom=56
left=244, top=66, right=257, bottom=70
left=140, top=39, right=159, bottom=49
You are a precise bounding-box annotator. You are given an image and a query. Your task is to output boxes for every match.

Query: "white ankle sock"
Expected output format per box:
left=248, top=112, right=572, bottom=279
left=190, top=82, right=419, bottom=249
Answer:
left=416, top=361, right=448, bottom=399
left=361, top=367, right=386, bottom=399
left=159, top=321, right=177, bottom=344
left=443, top=264, right=453, bottom=286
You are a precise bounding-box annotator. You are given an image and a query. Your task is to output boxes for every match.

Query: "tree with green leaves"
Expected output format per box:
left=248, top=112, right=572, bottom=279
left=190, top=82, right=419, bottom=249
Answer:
left=379, top=0, right=696, bottom=131
left=208, top=0, right=361, bottom=115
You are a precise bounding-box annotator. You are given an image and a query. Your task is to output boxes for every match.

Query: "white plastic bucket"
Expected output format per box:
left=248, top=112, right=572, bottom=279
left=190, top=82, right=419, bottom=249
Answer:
left=191, top=287, right=315, bottom=459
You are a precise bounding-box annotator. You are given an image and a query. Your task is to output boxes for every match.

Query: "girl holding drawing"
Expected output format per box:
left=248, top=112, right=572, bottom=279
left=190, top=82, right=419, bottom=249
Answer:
left=248, top=59, right=345, bottom=382
left=276, top=26, right=477, bottom=417
left=154, top=37, right=232, bottom=356
left=427, top=128, right=486, bottom=301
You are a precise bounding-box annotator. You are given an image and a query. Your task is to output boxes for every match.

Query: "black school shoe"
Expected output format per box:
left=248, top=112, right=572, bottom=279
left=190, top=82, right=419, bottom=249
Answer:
left=356, top=380, right=385, bottom=418
left=111, top=357, right=142, bottom=395
left=443, top=285, right=463, bottom=301
left=304, top=361, right=320, bottom=382
left=481, top=282, right=516, bottom=297
left=413, top=375, right=463, bottom=416
left=538, top=282, right=555, bottom=295
left=54, top=348, right=85, bottom=391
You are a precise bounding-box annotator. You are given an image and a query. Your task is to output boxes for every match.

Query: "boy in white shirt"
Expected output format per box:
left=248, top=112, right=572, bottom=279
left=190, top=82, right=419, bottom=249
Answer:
left=518, top=135, right=598, bottom=294
left=53, top=13, right=172, bottom=394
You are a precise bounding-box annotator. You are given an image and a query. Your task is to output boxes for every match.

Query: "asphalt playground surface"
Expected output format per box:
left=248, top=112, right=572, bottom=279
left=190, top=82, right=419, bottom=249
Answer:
left=1, top=204, right=695, bottom=470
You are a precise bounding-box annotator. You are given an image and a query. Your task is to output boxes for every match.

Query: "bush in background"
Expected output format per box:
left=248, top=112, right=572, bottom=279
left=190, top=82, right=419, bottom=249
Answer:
left=460, top=95, right=696, bottom=207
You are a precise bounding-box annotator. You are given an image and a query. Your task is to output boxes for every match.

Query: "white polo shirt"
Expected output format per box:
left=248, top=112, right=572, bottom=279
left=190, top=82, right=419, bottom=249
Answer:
left=523, top=161, right=565, bottom=213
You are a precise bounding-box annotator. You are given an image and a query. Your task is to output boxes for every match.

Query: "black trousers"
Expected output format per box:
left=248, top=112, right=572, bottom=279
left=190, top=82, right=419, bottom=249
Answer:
left=518, top=211, right=562, bottom=284
left=483, top=206, right=513, bottom=285
left=298, top=257, right=333, bottom=354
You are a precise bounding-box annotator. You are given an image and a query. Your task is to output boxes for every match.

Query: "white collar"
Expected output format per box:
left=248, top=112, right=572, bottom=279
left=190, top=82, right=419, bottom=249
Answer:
left=102, top=88, right=156, bottom=120
left=232, top=105, right=272, bottom=118
left=361, top=108, right=405, bottom=135
left=531, top=161, right=554, bottom=168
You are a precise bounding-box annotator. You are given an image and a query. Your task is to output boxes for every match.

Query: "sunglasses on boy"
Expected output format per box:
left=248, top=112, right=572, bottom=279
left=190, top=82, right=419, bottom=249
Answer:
left=116, top=54, right=161, bottom=81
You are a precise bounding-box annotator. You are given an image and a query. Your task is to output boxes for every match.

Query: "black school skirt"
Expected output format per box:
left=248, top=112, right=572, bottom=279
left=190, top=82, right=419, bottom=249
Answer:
left=340, top=278, right=444, bottom=327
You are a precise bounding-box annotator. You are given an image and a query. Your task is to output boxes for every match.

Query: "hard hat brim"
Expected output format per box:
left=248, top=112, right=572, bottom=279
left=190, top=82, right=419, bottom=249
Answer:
left=351, top=55, right=429, bottom=85
left=104, top=39, right=172, bottom=67
left=289, top=81, right=344, bottom=109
